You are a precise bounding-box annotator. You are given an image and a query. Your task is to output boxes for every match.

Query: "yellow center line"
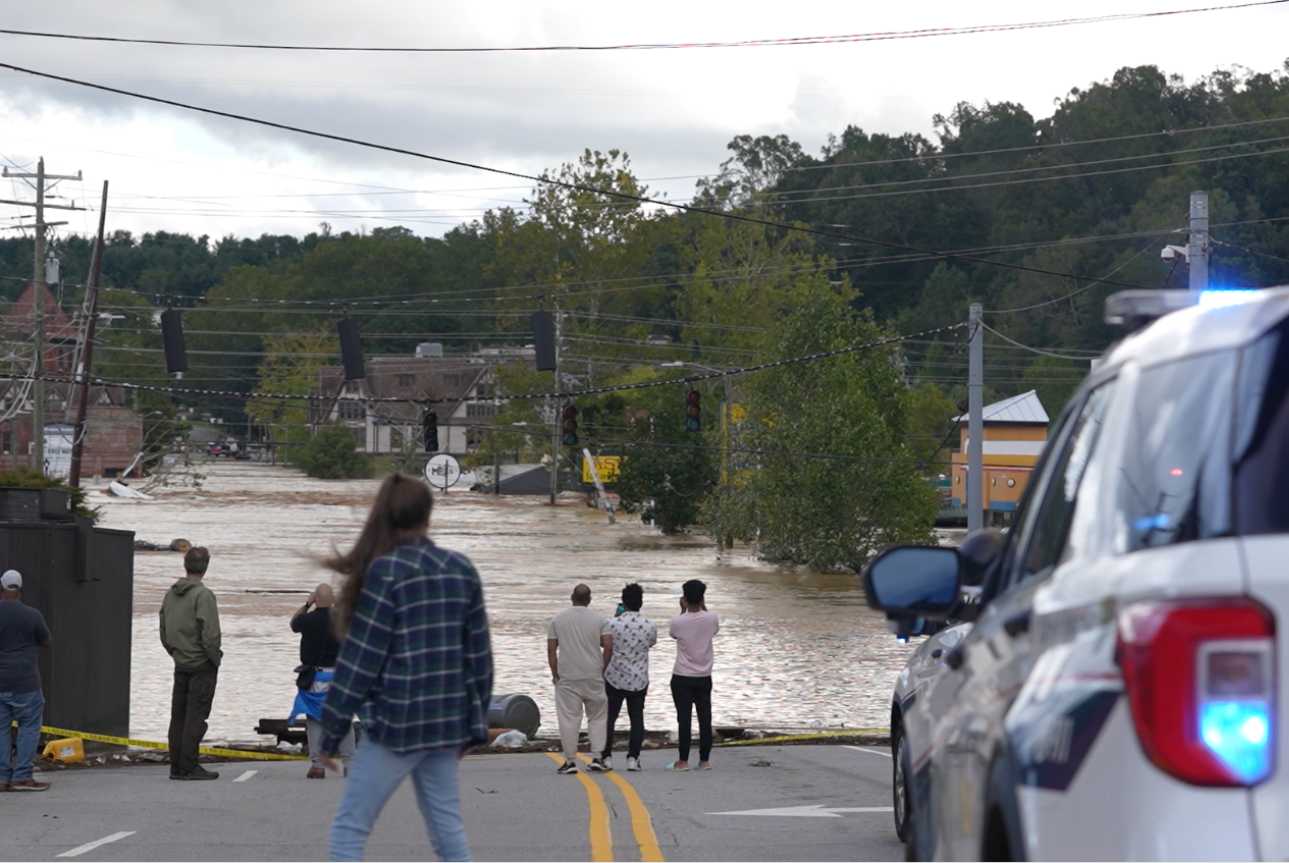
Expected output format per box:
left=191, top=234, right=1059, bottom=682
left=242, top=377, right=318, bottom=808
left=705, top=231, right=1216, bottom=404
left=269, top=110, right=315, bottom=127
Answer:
left=577, top=754, right=665, bottom=862
left=547, top=753, right=613, bottom=862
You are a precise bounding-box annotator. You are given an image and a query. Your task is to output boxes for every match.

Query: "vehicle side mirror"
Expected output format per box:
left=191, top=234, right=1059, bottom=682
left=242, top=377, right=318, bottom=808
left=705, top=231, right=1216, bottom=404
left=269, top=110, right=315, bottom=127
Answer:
left=863, top=545, right=962, bottom=621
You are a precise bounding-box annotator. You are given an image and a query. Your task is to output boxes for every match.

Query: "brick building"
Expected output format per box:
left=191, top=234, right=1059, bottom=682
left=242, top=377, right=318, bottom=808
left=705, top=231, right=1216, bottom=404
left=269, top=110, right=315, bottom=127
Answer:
left=0, top=282, right=144, bottom=478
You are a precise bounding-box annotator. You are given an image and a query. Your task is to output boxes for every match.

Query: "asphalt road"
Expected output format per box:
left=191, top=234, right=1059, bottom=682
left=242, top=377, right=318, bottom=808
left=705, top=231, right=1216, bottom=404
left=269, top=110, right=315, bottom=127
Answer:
left=0, top=744, right=903, bottom=861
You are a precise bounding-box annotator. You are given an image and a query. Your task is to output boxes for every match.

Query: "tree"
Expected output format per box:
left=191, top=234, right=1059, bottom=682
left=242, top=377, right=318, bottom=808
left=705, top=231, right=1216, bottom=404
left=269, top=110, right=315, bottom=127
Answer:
left=245, top=331, right=333, bottom=465
left=615, top=389, right=718, bottom=534
left=297, top=425, right=369, bottom=479
left=713, top=289, right=938, bottom=571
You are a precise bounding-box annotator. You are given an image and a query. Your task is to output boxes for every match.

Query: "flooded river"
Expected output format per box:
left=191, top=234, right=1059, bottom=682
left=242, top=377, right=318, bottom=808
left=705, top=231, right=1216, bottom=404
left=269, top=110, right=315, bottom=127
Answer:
left=93, top=463, right=918, bottom=743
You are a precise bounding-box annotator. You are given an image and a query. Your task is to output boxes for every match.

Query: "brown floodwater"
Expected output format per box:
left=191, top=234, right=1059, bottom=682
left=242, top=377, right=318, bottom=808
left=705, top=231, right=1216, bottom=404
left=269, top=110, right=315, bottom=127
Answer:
left=92, top=463, right=920, bottom=744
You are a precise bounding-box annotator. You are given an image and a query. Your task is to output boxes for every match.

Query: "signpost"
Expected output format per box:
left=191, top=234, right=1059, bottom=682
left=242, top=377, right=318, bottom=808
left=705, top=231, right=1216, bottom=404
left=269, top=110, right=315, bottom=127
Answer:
left=424, top=453, right=462, bottom=493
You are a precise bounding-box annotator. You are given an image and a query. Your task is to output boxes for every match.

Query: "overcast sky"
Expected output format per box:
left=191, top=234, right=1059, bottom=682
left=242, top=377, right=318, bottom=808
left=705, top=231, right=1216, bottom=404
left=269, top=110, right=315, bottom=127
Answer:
left=1, top=0, right=1286, bottom=243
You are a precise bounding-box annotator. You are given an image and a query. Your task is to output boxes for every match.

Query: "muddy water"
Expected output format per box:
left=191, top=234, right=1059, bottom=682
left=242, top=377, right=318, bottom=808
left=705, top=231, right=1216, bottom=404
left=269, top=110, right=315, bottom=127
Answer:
left=93, top=463, right=917, bottom=743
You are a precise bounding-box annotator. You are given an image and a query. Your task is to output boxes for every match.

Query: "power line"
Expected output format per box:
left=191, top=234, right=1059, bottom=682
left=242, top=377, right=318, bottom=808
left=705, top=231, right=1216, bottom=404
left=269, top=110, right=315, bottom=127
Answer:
left=985, top=243, right=1157, bottom=315
left=1, top=3, right=1280, bottom=52
left=980, top=323, right=1100, bottom=361
left=8, top=323, right=964, bottom=404
left=0, top=62, right=1164, bottom=294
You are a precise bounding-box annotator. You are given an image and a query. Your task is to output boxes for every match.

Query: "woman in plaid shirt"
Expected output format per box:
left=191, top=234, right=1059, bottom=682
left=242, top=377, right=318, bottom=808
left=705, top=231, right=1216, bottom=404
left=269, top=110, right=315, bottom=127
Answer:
left=318, top=474, right=494, bottom=862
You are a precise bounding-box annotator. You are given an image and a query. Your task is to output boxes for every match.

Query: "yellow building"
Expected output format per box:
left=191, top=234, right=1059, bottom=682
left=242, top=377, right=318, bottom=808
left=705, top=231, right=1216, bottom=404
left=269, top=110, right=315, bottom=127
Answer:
left=950, top=390, right=1049, bottom=518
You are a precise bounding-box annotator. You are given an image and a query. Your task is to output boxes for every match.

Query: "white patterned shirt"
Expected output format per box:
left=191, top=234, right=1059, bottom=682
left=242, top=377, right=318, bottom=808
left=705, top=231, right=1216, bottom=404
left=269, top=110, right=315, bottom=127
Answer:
left=603, top=611, right=658, bottom=692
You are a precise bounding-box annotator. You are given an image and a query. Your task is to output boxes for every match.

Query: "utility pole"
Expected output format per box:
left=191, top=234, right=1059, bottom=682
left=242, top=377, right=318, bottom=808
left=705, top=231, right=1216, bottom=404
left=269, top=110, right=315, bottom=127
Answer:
left=1188, top=190, right=1209, bottom=293
left=2, top=159, right=83, bottom=474
left=549, top=299, right=561, bottom=506
left=68, top=181, right=109, bottom=487
left=967, top=303, right=984, bottom=532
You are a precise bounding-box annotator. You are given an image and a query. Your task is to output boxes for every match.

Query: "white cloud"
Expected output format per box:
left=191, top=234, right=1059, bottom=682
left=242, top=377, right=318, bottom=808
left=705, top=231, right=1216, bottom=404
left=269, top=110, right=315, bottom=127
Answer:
left=0, top=0, right=1284, bottom=239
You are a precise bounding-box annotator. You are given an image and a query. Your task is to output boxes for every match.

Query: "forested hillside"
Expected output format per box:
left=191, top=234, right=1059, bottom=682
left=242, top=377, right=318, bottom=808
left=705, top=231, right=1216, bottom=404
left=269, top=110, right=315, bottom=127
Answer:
left=4, top=62, right=1287, bottom=434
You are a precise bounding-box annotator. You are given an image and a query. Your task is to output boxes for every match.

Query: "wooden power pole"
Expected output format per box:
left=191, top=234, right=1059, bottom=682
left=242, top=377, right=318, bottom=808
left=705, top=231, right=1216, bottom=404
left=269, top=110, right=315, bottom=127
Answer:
left=69, top=181, right=109, bottom=487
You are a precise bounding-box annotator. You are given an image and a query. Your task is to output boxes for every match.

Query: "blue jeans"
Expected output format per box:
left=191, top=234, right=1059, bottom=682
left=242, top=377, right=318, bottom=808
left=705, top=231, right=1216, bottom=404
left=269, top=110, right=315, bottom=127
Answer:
left=329, top=739, right=469, bottom=862
left=0, top=690, right=44, bottom=783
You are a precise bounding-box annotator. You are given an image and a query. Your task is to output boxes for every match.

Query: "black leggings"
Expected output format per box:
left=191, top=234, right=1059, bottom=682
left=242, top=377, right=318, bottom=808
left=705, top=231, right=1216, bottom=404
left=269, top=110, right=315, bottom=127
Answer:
left=670, top=674, right=713, bottom=763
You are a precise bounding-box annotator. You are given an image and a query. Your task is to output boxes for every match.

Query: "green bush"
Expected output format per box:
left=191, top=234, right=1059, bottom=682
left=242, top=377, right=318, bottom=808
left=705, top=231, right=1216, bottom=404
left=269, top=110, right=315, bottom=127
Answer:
left=0, top=469, right=99, bottom=523
left=297, top=426, right=370, bottom=480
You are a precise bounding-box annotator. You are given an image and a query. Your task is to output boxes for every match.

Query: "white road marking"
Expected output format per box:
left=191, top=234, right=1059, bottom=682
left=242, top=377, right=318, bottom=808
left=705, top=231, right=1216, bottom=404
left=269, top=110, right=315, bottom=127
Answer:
left=234, top=770, right=258, bottom=783
left=709, top=804, right=894, bottom=818
left=57, top=831, right=136, bottom=858
left=843, top=745, right=891, bottom=758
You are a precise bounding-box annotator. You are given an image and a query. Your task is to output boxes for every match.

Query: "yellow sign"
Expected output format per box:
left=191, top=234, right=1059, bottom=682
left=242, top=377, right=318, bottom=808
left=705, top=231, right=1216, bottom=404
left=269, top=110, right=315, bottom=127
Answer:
left=582, top=455, right=622, bottom=484
left=729, top=403, right=747, bottom=424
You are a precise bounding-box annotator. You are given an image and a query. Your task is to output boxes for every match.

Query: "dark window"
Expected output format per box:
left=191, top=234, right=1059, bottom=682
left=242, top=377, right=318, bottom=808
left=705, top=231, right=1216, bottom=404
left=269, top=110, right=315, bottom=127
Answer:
left=1233, top=318, right=1289, bottom=536
left=1019, top=382, right=1116, bottom=579
left=338, top=400, right=365, bottom=421
left=466, top=402, right=497, bottom=419
left=397, top=374, right=414, bottom=388
left=1114, top=351, right=1236, bottom=553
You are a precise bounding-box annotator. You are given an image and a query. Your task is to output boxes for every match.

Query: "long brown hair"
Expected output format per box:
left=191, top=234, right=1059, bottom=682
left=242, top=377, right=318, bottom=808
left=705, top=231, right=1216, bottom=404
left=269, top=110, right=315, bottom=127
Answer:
left=328, top=473, right=433, bottom=636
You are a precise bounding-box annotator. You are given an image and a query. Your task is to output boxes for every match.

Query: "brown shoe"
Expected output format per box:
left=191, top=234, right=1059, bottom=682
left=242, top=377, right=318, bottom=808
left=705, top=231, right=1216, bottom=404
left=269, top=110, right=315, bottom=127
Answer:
left=8, top=779, right=50, bottom=792
left=307, top=767, right=326, bottom=780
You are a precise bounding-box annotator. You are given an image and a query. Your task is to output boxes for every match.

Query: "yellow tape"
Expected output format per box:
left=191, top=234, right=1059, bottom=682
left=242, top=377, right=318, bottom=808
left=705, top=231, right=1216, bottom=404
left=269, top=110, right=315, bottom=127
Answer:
left=38, top=724, right=306, bottom=762
left=718, top=728, right=890, bottom=748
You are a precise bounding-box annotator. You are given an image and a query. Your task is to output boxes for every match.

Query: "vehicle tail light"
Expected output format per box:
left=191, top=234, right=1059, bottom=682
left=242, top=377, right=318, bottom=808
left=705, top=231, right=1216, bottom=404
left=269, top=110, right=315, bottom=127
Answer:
left=1115, top=599, right=1275, bottom=786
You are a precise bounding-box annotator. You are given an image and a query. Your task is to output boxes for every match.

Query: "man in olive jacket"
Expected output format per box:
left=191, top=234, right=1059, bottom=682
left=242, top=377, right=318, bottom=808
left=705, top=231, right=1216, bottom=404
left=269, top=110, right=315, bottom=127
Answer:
left=159, top=546, right=222, bottom=781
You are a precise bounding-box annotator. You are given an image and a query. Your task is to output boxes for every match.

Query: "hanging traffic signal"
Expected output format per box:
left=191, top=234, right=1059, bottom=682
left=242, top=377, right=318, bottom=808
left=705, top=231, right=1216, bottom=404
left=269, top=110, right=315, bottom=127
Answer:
left=685, top=389, right=701, bottom=433
left=561, top=404, right=579, bottom=447
left=423, top=410, right=440, bottom=453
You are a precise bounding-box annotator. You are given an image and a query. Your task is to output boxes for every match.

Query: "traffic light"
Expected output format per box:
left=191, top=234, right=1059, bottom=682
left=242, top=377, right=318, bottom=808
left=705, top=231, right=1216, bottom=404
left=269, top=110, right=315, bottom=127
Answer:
left=561, top=404, right=579, bottom=447
left=423, top=410, right=440, bottom=453
left=685, top=389, right=701, bottom=433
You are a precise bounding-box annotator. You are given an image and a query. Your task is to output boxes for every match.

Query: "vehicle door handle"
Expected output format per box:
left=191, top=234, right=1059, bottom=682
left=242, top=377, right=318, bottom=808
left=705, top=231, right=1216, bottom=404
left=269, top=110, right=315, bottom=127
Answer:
left=1003, top=610, right=1032, bottom=638
left=944, top=646, right=966, bottom=670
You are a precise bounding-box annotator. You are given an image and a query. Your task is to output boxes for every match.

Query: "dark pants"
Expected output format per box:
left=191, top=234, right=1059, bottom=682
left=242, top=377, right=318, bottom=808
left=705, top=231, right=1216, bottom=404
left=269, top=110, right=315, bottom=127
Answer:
left=670, top=674, right=713, bottom=763
left=168, top=665, right=217, bottom=776
left=602, top=683, right=647, bottom=760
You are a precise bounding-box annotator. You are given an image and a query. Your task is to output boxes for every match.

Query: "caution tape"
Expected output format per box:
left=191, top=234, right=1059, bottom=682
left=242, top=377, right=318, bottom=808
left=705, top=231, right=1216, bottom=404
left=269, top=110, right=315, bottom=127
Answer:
left=718, top=728, right=890, bottom=748
left=38, top=724, right=306, bottom=762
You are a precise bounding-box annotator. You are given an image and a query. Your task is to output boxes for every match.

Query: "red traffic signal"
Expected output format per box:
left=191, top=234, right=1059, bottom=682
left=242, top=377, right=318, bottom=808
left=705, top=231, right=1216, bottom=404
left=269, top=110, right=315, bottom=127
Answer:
left=561, top=403, right=579, bottom=446
left=685, top=389, right=701, bottom=432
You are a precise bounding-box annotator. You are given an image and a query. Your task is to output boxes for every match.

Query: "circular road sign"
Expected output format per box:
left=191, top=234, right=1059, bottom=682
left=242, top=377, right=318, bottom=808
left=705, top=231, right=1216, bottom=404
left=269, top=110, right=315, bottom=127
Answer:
left=425, top=453, right=462, bottom=491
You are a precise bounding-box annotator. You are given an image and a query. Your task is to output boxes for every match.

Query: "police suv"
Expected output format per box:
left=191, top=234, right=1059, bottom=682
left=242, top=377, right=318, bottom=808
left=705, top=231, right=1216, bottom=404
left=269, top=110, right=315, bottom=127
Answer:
left=866, top=288, right=1289, bottom=860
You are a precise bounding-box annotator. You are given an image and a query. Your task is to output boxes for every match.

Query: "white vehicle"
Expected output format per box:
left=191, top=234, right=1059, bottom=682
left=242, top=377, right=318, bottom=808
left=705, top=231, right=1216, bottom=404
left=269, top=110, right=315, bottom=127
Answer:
left=867, top=288, right=1289, bottom=860
left=889, top=533, right=998, bottom=844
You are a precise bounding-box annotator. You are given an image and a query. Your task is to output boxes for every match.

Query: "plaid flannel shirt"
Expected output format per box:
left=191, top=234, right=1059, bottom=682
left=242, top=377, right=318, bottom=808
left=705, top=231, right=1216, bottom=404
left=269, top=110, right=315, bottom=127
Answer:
left=320, top=538, right=493, bottom=755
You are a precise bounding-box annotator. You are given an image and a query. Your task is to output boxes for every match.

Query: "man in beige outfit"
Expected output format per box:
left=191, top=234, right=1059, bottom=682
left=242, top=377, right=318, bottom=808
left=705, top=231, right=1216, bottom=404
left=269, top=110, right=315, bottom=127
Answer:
left=547, top=584, right=613, bottom=774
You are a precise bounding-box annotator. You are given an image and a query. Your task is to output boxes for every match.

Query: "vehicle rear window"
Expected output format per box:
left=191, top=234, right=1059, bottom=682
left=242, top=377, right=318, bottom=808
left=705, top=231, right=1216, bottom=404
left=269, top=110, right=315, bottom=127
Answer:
left=1233, top=318, right=1289, bottom=536
left=1114, top=350, right=1236, bottom=552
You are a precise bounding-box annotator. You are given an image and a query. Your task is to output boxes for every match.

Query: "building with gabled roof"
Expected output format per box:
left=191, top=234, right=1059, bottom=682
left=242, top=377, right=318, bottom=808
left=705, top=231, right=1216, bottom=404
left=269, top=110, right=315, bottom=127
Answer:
left=949, top=389, right=1050, bottom=519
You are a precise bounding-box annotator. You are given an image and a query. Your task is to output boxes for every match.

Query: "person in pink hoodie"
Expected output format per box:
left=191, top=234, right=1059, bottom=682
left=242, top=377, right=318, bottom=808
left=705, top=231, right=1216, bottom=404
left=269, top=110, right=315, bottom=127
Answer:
left=668, top=579, right=719, bottom=771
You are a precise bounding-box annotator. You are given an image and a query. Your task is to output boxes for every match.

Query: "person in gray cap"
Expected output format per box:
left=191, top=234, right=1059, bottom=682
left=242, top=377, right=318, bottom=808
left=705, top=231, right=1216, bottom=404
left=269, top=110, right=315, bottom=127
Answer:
left=0, top=569, right=52, bottom=791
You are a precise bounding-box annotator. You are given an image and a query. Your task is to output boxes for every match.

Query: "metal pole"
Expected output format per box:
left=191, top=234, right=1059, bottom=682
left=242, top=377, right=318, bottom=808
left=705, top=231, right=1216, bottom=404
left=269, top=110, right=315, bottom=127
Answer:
left=721, top=373, right=733, bottom=550
left=33, top=158, right=45, bottom=474
left=1188, top=190, right=1209, bottom=293
left=69, top=181, right=109, bottom=487
left=493, top=383, right=501, bottom=495
left=967, top=303, right=984, bottom=532
left=549, top=301, right=561, bottom=505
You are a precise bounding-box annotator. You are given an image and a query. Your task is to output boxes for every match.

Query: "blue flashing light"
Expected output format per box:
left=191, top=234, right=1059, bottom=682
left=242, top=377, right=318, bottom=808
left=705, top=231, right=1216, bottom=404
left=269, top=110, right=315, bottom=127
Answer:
left=1200, top=700, right=1272, bottom=784
left=1199, top=289, right=1262, bottom=309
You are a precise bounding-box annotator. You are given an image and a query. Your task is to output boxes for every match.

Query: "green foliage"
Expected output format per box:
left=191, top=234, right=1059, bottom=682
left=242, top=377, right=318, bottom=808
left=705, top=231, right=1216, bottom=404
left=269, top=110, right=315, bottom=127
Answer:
left=709, top=290, right=938, bottom=571
left=0, top=469, right=99, bottom=523
left=615, top=390, right=718, bottom=534
left=296, top=426, right=370, bottom=480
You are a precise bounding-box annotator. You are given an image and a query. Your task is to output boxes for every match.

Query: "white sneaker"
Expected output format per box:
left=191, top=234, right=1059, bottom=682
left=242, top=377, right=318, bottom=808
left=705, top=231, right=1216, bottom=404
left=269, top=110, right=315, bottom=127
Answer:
left=626, top=756, right=641, bottom=772
left=602, top=756, right=613, bottom=772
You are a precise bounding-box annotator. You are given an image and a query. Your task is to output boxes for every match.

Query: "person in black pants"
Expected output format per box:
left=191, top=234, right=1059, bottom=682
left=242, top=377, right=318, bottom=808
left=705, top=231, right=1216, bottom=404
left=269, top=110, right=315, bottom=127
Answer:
left=601, top=584, right=657, bottom=771
left=668, top=579, right=720, bottom=770
left=159, top=547, right=222, bottom=781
